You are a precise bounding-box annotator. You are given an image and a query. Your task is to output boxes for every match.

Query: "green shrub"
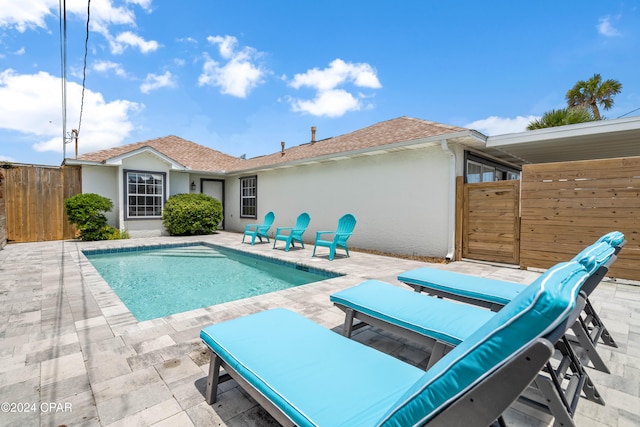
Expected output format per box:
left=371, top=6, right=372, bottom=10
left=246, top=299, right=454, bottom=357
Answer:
left=64, top=193, right=126, bottom=241
left=162, top=193, right=223, bottom=236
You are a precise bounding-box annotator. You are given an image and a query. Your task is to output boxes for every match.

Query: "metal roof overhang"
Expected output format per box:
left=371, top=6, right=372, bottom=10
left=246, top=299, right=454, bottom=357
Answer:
left=482, top=115, right=640, bottom=166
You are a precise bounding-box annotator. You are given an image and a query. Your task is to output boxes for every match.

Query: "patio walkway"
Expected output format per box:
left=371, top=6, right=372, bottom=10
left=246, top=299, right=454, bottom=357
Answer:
left=0, top=231, right=638, bottom=427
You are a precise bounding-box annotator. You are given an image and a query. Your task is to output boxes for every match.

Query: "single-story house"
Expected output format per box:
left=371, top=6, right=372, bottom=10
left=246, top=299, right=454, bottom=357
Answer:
left=64, top=115, right=640, bottom=259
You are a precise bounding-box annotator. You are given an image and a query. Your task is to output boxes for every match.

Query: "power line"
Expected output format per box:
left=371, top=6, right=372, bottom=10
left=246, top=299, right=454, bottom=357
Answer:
left=77, top=0, right=91, bottom=136
left=617, top=107, right=640, bottom=119
left=59, top=0, right=68, bottom=159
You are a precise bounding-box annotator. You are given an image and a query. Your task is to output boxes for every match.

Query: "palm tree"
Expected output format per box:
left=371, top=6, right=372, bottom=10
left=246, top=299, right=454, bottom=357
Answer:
left=527, top=107, right=594, bottom=130
left=565, top=73, right=622, bottom=120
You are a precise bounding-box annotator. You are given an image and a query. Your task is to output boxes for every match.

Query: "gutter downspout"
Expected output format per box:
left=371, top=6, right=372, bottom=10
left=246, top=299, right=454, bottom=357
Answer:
left=440, top=139, right=456, bottom=261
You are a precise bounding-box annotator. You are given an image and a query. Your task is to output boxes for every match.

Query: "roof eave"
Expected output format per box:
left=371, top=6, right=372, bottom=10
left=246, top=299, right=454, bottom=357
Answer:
left=227, top=130, right=485, bottom=174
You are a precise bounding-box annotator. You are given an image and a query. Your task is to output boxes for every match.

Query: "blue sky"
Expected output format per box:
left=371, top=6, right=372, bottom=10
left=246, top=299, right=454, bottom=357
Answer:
left=1, top=1, right=638, bottom=166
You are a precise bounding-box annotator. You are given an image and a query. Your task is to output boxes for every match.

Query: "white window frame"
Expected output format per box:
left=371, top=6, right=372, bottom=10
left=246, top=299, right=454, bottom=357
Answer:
left=240, top=175, right=257, bottom=218
left=125, top=170, right=165, bottom=219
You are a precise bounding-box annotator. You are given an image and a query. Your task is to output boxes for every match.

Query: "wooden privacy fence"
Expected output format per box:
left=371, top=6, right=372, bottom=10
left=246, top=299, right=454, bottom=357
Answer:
left=4, top=165, right=81, bottom=243
left=457, top=178, right=520, bottom=265
left=520, top=156, right=640, bottom=281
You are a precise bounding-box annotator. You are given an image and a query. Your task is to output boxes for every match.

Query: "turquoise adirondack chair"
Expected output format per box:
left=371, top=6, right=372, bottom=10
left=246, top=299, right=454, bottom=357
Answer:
left=242, top=211, right=275, bottom=245
left=273, top=212, right=311, bottom=251
left=312, top=214, right=356, bottom=260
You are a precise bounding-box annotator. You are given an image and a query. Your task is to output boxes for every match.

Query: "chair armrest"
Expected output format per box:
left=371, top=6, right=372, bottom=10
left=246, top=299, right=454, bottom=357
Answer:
left=275, top=227, right=293, bottom=234
left=244, top=224, right=259, bottom=232
left=315, top=231, right=336, bottom=239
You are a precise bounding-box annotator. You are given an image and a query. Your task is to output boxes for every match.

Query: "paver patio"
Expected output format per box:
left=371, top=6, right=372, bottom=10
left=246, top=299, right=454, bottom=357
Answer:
left=0, top=231, right=638, bottom=426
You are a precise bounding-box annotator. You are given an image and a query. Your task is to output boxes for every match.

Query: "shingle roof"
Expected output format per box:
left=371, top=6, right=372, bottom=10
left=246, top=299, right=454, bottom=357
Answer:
left=74, top=117, right=470, bottom=173
left=75, top=135, right=244, bottom=172
left=233, top=116, right=468, bottom=171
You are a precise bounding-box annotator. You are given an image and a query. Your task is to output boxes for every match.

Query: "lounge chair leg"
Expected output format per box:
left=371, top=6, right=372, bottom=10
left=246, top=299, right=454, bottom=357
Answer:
left=570, top=321, right=610, bottom=373
left=343, top=309, right=355, bottom=338
left=427, top=341, right=449, bottom=369
left=205, top=351, right=222, bottom=404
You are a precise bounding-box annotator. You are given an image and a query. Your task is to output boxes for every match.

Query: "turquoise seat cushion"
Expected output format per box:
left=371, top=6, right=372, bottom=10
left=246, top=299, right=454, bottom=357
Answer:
left=597, top=231, right=625, bottom=247
left=330, top=280, right=494, bottom=345
left=398, top=268, right=524, bottom=306
left=379, top=260, right=590, bottom=426
left=570, top=241, right=616, bottom=274
left=398, top=240, right=615, bottom=307
left=200, top=308, right=425, bottom=427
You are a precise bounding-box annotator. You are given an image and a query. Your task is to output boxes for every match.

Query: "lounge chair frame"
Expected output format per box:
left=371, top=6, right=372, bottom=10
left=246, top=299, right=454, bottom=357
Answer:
left=203, top=312, right=574, bottom=427
left=402, top=254, right=618, bottom=373
left=334, top=286, right=598, bottom=427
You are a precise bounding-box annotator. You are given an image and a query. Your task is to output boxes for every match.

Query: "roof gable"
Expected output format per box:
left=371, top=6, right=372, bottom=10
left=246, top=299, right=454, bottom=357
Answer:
left=74, top=135, right=244, bottom=172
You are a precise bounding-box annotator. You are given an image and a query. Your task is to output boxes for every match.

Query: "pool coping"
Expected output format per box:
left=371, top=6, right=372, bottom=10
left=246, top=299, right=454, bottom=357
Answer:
left=81, top=241, right=345, bottom=322
left=70, top=233, right=357, bottom=337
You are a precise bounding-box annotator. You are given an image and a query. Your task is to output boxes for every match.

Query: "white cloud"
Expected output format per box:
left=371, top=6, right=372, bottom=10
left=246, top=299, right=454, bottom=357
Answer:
left=597, top=16, right=621, bottom=37
left=290, top=89, right=361, bottom=118
left=198, top=36, right=266, bottom=98
left=0, top=69, right=140, bottom=155
left=287, top=59, right=381, bottom=117
left=0, top=0, right=57, bottom=32
left=0, top=1, right=159, bottom=55
left=0, top=154, right=16, bottom=162
left=93, top=60, right=127, bottom=77
left=140, top=71, right=176, bottom=93
left=207, top=35, right=238, bottom=60
left=464, top=115, right=538, bottom=136
left=110, top=31, right=160, bottom=54
left=290, top=59, right=381, bottom=91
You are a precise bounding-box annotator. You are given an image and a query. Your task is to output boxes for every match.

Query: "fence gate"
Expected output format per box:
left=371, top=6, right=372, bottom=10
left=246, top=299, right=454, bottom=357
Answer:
left=461, top=179, right=520, bottom=265
left=5, top=165, right=81, bottom=243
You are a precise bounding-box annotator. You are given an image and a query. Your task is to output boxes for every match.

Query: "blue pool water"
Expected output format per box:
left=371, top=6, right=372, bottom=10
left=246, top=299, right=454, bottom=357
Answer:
left=84, top=244, right=339, bottom=321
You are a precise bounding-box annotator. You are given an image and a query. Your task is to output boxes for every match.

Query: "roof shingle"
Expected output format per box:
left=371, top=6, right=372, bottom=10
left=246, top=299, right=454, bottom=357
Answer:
left=74, top=117, right=469, bottom=172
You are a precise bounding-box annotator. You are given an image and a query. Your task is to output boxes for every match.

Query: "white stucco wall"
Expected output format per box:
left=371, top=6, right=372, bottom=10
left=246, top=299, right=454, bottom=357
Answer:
left=81, top=165, right=119, bottom=226
left=225, top=144, right=454, bottom=258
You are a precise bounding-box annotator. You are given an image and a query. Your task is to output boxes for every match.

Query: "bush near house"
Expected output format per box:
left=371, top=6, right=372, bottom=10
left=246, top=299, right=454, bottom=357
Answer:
left=64, top=193, right=126, bottom=241
left=162, top=193, right=222, bottom=236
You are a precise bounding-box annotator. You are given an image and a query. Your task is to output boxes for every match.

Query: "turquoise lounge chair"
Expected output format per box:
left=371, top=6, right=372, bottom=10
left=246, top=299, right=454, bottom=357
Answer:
left=201, top=258, right=590, bottom=427
left=242, top=211, right=275, bottom=245
left=330, top=254, right=607, bottom=427
left=312, top=213, right=356, bottom=260
left=272, top=212, right=311, bottom=251
left=397, top=232, right=624, bottom=373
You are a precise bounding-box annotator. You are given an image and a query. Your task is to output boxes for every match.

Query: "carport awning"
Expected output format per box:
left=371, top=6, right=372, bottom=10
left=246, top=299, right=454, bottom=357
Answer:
left=480, top=115, right=640, bottom=166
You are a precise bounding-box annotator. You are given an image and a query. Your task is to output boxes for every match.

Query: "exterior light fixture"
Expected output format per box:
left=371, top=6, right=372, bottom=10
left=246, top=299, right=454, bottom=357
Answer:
left=191, top=181, right=196, bottom=191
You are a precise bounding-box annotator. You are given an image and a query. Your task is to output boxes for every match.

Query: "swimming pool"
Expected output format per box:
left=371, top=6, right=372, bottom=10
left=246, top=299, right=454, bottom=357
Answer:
left=84, top=243, right=340, bottom=321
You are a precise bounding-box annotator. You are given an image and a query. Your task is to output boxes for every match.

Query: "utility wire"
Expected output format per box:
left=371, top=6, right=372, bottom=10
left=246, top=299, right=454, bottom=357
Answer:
left=617, top=107, right=640, bottom=119
left=77, top=0, right=91, bottom=136
left=59, top=0, right=68, bottom=158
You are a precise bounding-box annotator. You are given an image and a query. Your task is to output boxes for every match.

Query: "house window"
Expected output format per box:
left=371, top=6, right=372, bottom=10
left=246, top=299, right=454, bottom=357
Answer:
left=467, top=160, right=497, bottom=183
left=465, top=152, right=520, bottom=183
left=125, top=171, right=165, bottom=218
left=240, top=175, right=257, bottom=218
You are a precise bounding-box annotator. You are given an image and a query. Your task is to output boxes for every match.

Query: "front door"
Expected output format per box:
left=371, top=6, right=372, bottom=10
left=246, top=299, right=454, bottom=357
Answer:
left=202, top=179, right=225, bottom=229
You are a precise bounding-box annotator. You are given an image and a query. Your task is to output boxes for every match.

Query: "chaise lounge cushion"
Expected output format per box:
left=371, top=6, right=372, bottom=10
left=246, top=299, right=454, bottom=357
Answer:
left=331, top=280, right=494, bottom=346
left=200, top=308, right=425, bottom=427
left=201, top=259, right=591, bottom=426
left=398, top=240, right=616, bottom=306
left=379, top=260, right=590, bottom=426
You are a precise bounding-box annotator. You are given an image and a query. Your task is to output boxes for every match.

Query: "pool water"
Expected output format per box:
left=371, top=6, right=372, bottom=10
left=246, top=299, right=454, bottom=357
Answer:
left=84, top=244, right=338, bottom=321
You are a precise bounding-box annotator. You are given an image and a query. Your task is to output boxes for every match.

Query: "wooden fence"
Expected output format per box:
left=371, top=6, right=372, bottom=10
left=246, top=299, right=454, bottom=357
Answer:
left=0, top=167, right=6, bottom=248
left=520, top=157, right=640, bottom=281
left=4, top=165, right=81, bottom=243
left=458, top=178, right=520, bottom=265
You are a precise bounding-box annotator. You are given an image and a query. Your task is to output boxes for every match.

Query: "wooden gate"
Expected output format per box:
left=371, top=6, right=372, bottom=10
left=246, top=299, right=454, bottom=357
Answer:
left=459, top=179, right=520, bottom=264
left=4, top=165, right=81, bottom=243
